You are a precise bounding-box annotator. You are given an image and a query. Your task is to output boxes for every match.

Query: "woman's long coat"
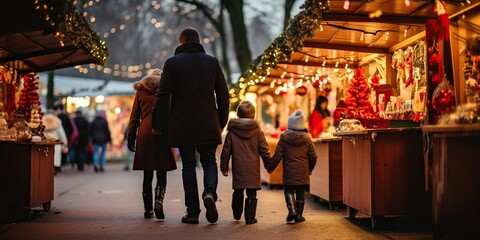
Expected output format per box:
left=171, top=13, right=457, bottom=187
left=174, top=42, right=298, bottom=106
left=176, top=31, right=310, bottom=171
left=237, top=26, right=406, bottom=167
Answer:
left=220, top=118, right=271, bottom=189
left=267, top=130, right=317, bottom=186
left=128, top=76, right=176, bottom=171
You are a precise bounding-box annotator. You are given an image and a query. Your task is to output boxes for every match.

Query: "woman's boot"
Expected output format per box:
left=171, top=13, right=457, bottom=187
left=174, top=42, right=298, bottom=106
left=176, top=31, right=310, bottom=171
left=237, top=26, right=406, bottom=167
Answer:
left=244, top=198, right=257, bottom=224
left=295, top=201, right=305, bottom=222
left=154, top=186, right=166, bottom=219
left=232, top=191, right=243, bottom=220
left=143, top=191, right=153, bottom=218
left=285, top=193, right=297, bottom=222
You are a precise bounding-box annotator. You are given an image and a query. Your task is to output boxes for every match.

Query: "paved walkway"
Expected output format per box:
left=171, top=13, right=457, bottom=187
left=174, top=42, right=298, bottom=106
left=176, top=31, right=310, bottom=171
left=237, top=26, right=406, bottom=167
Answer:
left=0, top=163, right=432, bottom=240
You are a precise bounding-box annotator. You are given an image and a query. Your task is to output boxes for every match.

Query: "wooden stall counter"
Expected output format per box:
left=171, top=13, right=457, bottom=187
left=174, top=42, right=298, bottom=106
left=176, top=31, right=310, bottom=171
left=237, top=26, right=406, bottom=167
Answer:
left=260, top=137, right=283, bottom=187
left=0, top=140, right=56, bottom=222
left=334, top=128, right=429, bottom=229
left=310, top=137, right=343, bottom=209
left=423, top=124, right=480, bottom=238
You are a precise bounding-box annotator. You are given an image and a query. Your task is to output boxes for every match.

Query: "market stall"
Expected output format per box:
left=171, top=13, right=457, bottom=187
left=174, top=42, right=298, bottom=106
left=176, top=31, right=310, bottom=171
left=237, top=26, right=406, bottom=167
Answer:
left=309, top=137, right=342, bottom=209
left=239, top=0, right=478, bottom=230
left=421, top=8, right=480, bottom=237
left=0, top=0, right=108, bottom=222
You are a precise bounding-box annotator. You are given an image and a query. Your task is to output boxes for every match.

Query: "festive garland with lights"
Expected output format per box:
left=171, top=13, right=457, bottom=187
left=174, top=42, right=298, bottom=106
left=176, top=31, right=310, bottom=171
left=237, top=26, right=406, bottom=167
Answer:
left=237, top=0, right=330, bottom=99
left=34, top=0, right=109, bottom=66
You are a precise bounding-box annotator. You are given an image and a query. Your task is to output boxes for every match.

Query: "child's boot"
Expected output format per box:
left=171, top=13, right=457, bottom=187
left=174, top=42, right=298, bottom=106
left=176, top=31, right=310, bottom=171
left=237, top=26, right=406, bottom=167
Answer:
left=244, top=198, right=258, bottom=224
left=232, top=191, right=243, bottom=220
left=285, top=193, right=297, bottom=222
left=295, top=201, right=305, bottom=222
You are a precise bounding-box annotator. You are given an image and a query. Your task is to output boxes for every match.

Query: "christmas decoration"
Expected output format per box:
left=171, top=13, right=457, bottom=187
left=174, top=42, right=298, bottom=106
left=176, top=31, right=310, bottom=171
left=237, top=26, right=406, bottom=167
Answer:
left=238, top=0, right=330, bottom=97
left=344, top=67, right=375, bottom=119
left=34, top=0, right=109, bottom=65
left=295, top=85, right=307, bottom=96
left=432, top=76, right=456, bottom=114
left=17, top=73, right=43, bottom=125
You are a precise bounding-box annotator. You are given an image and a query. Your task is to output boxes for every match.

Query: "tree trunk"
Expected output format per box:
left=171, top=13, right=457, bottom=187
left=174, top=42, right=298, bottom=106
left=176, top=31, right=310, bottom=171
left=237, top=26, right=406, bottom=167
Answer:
left=284, top=0, right=297, bottom=30
left=221, top=0, right=251, bottom=74
left=46, top=71, right=55, bottom=110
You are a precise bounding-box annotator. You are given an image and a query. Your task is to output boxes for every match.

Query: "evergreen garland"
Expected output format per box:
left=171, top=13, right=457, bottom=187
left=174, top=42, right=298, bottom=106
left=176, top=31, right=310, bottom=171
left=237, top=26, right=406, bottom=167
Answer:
left=237, top=0, right=330, bottom=98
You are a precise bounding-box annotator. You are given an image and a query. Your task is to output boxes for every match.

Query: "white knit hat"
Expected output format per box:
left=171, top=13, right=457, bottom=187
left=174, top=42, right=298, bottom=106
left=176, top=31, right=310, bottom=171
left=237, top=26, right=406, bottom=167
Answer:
left=287, top=109, right=306, bottom=130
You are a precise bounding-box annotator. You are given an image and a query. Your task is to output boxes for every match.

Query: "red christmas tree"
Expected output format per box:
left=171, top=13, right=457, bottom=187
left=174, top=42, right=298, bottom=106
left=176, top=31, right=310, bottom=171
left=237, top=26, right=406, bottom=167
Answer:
left=17, top=72, right=42, bottom=122
left=345, top=67, right=375, bottom=119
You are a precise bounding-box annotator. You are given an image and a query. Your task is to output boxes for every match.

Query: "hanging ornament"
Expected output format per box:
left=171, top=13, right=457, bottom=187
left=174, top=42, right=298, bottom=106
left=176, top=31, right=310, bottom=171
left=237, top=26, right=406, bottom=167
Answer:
left=432, top=76, right=456, bottom=114
left=296, top=85, right=307, bottom=96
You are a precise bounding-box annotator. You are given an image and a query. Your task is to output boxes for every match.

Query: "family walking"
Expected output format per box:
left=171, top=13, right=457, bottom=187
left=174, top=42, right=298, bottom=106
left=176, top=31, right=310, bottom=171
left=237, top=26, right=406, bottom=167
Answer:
left=127, top=27, right=317, bottom=225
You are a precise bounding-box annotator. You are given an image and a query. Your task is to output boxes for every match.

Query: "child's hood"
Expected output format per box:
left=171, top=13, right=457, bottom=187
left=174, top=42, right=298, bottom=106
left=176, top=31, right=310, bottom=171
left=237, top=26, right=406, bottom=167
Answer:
left=279, top=130, right=311, bottom=146
left=227, top=118, right=260, bottom=139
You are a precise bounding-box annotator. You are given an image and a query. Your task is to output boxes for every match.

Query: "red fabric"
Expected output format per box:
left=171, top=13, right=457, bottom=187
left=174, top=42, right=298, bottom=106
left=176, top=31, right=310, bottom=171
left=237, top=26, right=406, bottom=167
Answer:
left=309, top=111, right=323, bottom=138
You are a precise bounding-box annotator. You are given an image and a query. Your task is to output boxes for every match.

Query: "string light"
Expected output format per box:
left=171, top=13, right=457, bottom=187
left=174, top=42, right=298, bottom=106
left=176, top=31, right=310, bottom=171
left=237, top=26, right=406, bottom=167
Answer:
left=385, top=31, right=390, bottom=40
left=404, top=28, right=408, bottom=37
left=305, top=55, right=309, bottom=62
left=343, top=0, right=350, bottom=10
left=360, top=32, right=364, bottom=41
left=405, top=0, right=410, bottom=7
left=320, top=24, right=323, bottom=32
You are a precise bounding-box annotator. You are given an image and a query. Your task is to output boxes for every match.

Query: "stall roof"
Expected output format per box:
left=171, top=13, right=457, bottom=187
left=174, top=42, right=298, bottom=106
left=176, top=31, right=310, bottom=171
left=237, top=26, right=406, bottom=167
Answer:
left=241, top=0, right=479, bottom=92
left=0, top=0, right=109, bottom=73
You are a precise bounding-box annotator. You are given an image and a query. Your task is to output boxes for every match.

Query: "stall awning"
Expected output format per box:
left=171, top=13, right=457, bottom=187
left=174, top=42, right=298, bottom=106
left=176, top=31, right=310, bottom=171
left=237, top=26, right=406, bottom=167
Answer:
left=0, top=0, right=109, bottom=73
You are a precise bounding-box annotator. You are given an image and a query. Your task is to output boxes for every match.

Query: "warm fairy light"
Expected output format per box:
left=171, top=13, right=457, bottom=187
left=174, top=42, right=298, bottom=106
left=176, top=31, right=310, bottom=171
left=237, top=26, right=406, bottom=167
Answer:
left=343, top=0, right=350, bottom=10
left=335, top=61, right=339, bottom=68
left=404, top=28, right=408, bottom=37
left=322, top=60, right=326, bottom=66
left=405, top=0, right=410, bottom=7
left=345, top=63, right=349, bottom=69
left=385, top=32, right=390, bottom=40
left=305, top=55, right=309, bottom=62
left=320, top=24, right=323, bottom=31
left=360, top=32, right=364, bottom=41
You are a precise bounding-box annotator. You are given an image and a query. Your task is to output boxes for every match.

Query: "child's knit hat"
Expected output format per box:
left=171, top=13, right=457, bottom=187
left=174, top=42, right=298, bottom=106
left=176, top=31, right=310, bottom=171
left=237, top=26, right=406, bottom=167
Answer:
left=287, top=109, right=306, bottom=130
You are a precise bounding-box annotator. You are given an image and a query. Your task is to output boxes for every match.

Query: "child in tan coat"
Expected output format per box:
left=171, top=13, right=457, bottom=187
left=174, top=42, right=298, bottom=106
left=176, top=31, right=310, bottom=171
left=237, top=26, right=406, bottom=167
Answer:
left=220, top=101, right=271, bottom=224
left=267, top=109, right=317, bottom=223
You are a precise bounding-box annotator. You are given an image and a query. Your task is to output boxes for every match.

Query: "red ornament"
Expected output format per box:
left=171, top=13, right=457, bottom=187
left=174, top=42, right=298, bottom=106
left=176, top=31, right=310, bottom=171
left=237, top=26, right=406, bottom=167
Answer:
left=296, top=85, right=307, bottom=96
left=432, top=89, right=455, bottom=114
left=432, top=74, right=442, bottom=85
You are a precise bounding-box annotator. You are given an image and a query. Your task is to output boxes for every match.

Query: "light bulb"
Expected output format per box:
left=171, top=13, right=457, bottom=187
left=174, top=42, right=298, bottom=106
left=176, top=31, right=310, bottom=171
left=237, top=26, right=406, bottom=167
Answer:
left=404, top=28, right=408, bottom=37
left=360, top=32, right=364, bottom=41
left=343, top=0, right=350, bottom=10
left=405, top=0, right=410, bottom=7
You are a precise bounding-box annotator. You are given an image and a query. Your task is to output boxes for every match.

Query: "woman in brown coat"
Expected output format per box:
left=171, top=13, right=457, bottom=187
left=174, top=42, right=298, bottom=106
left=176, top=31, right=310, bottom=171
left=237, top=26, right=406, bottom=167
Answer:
left=266, top=109, right=317, bottom=223
left=220, top=101, right=271, bottom=224
left=127, top=69, right=176, bottom=219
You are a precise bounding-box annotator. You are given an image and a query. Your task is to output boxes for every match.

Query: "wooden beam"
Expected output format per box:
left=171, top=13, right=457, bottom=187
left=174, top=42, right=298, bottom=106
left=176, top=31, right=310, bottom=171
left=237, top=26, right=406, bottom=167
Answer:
left=388, top=3, right=480, bottom=53
left=321, top=13, right=427, bottom=25
left=388, top=31, right=426, bottom=53
left=278, top=60, right=358, bottom=69
left=303, top=41, right=389, bottom=54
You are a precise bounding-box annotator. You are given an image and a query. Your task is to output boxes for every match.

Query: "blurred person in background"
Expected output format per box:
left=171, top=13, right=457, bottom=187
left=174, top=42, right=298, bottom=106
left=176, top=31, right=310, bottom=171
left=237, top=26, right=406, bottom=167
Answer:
left=54, top=103, right=77, bottom=169
left=89, top=110, right=111, bottom=172
left=73, top=109, right=90, bottom=171
left=43, top=110, right=68, bottom=175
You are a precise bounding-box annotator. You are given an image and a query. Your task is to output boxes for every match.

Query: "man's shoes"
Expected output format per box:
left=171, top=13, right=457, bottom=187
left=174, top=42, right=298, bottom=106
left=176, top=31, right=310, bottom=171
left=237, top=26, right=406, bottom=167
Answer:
left=144, top=211, right=154, bottom=219
left=203, top=194, right=218, bottom=223
left=181, top=214, right=199, bottom=224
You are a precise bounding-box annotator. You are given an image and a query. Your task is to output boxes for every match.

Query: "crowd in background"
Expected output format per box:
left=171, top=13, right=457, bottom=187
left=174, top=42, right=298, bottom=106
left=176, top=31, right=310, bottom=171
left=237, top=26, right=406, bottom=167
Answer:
left=50, top=104, right=113, bottom=174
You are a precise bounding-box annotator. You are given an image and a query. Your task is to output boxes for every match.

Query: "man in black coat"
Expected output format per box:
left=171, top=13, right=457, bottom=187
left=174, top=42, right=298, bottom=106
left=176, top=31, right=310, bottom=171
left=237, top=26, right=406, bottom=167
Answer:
left=152, top=28, right=229, bottom=224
